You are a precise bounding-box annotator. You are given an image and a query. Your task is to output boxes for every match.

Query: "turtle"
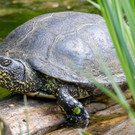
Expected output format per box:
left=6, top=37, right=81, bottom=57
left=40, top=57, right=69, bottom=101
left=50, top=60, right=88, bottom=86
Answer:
left=0, top=12, right=126, bottom=127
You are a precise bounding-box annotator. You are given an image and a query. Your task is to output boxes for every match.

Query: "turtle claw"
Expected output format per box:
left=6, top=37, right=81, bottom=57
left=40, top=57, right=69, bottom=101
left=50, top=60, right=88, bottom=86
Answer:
left=66, top=110, right=90, bottom=128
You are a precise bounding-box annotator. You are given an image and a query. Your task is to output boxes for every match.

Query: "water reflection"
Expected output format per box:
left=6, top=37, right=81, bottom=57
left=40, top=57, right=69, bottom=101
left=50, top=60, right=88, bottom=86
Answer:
left=0, top=0, right=100, bottom=40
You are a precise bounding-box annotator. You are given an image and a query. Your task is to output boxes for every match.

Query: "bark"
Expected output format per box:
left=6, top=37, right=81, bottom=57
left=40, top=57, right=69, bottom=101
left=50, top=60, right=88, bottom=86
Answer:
left=0, top=90, right=134, bottom=135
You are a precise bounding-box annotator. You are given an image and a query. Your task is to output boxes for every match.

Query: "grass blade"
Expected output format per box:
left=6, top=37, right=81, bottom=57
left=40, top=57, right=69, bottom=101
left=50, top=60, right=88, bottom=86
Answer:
left=89, top=0, right=135, bottom=123
left=87, top=0, right=101, bottom=10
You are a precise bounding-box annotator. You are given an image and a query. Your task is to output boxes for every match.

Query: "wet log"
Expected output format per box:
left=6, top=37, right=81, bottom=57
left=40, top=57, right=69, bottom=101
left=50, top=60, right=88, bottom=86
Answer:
left=0, top=95, right=65, bottom=135
left=0, top=90, right=134, bottom=135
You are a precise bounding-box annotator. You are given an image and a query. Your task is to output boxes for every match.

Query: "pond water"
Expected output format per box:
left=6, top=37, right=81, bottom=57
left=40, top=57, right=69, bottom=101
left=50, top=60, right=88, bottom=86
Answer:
left=0, top=0, right=100, bottom=99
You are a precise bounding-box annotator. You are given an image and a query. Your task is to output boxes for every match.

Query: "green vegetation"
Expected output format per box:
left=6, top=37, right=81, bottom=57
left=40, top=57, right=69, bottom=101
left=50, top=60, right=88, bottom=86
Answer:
left=88, top=0, right=135, bottom=123
left=24, top=95, right=30, bottom=135
left=0, top=0, right=100, bottom=44
left=78, top=129, right=92, bottom=135
left=0, top=87, right=11, bottom=100
left=0, top=119, right=4, bottom=135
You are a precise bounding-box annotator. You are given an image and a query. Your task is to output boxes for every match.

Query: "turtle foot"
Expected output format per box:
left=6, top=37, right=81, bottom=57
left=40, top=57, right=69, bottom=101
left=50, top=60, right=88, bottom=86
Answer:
left=66, top=110, right=90, bottom=128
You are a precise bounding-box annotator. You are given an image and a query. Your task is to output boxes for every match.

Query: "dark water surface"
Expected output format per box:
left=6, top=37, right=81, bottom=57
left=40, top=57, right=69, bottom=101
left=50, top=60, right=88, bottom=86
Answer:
left=0, top=0, right=100, bottom=99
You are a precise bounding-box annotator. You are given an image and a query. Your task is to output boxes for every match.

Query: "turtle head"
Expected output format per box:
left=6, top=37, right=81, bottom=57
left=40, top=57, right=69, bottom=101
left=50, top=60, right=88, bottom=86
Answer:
left=0, top=56, right=25, bottom=92
left=0, top=55, right=43, bottom=93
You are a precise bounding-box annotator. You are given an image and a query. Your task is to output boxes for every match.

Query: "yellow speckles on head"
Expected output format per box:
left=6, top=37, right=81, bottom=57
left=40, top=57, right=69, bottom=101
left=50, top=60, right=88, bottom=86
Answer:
left=0, top=63, right=43, bottom=94
left=2, top=73, right=7, bottom=76
left=11, top=71, right=14, bottom=74
left=57, top=88, right=60, bottom=91
left=16, top=80, right=25, bottom=85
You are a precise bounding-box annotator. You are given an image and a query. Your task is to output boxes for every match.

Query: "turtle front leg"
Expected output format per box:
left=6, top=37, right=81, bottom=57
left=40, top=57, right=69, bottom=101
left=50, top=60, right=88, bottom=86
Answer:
left=55, top=86, right=90, bottom=127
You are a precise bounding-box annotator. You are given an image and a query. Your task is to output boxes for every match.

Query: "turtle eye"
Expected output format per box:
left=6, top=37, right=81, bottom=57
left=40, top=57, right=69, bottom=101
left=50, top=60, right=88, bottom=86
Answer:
left=1, top=59, right=12, bottom=67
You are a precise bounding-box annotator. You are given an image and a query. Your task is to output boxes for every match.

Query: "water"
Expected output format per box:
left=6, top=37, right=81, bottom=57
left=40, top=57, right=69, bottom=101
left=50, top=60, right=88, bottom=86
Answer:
left=0, top=0, right=100, bottom=99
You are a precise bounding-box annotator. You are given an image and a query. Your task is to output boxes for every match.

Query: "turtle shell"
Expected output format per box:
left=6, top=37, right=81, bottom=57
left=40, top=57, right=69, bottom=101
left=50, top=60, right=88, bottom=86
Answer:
left=0, top=12, right=125, bottom=85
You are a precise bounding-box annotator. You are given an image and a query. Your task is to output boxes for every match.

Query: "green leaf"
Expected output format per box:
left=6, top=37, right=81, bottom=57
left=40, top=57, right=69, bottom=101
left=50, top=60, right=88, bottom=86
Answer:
left=73, top=107, right=81, bottom=115
left=81, top=132, right=92, bottom=135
